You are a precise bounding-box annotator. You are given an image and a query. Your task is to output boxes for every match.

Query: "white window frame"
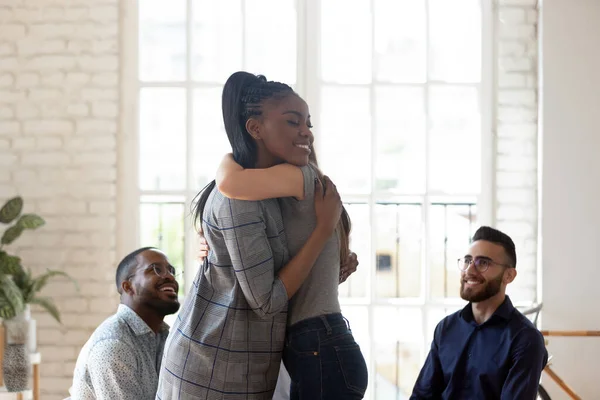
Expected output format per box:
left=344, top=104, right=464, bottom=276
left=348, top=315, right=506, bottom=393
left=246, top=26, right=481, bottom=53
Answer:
left=297, top=2, right=495, bottom=396
left=118, top=0, right=497, bottom=398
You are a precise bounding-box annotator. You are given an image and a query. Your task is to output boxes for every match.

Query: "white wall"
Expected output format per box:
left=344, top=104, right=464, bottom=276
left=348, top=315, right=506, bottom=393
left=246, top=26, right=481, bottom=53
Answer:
left=540, top=0, right=600, bottom=398
left=0, top=1, right=120, bottom=398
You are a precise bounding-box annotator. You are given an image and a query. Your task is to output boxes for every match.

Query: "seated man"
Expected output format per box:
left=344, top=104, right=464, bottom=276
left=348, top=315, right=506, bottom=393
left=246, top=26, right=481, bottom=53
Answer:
left=71, top=247, right=181, bottom=399
left=411, top=226, right=547, bottom=400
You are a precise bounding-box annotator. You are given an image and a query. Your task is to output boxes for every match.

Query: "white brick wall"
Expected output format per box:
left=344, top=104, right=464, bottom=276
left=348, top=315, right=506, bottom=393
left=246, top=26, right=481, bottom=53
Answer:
left=495, top=0, right=539, bottom=302
left=0, top=1, right=119, bottom=398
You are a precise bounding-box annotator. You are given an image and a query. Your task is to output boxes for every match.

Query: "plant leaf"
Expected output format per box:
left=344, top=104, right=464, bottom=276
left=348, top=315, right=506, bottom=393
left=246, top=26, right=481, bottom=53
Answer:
left=16, top=214, right=45, bottom=230
left=0, top=251, right=23, bottom=275
left=12, top=267, right=32, bottom=302
left=32, top=270, right=79, bottom=294
left=23, top=270, right=35, bottom=303
left=0, top=275, right=25, bottom=319
left=0, top=296, right=13, bottom=320
left=0, top=197, right=23, bottom=224
left=1, top=225, right=24, bottom=245
left=29, top=296, right=61, bottom=323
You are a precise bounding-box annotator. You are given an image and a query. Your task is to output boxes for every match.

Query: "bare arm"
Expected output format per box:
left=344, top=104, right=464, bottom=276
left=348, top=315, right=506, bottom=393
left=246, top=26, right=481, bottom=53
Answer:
left=213, top=212, right=332, bottom=316
left=198, top=231, right=358, bottom=286
left=278, top=224, right=332, bottom=297
left=216, top=153, right=306, bottom=200
left=209, top=178, right=342, bottom=315
left=275, top=177, right=343, bottom=297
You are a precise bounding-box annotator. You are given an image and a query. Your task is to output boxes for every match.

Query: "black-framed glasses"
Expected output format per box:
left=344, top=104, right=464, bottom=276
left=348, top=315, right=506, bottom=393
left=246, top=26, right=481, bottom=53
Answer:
left=457, top=257, right=511, bottom=273
left=127, top=263, right=179, bottom=280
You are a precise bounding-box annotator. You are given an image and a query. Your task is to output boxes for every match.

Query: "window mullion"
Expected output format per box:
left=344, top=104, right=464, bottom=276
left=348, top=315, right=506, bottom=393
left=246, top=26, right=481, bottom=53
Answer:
left=241, top=0, right=247, bottom=69
left=183, top=0, right=196, bottom=295
left=480, top=0, right=496, bottom=227
left=422, top=0, right=433, bottom=363
left=368, top=1, right=377, bottom=399
left=304, top=0, right=321, bottom=149
left=295, top=0, right=307, bottom=97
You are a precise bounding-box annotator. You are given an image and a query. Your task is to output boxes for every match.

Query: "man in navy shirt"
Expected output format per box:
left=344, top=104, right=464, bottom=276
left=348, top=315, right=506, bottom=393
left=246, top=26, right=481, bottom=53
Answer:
left=411, top=226, right=547, bottom=400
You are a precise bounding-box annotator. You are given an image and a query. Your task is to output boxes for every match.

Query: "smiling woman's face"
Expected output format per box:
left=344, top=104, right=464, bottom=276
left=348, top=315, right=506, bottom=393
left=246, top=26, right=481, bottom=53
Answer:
left=249, top=93, right=315, bottom=167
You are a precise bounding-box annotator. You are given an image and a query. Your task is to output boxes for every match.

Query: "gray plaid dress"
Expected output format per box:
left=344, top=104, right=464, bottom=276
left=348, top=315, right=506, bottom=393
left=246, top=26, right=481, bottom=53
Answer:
left=156, top=188, right=290, bottom=400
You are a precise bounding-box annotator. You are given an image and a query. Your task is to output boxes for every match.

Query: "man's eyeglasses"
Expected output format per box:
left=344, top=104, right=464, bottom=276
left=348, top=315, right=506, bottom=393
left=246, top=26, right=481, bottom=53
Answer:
left=127, top=263, right=179, bottom=280
left=457, top=257, right=511, bottom=273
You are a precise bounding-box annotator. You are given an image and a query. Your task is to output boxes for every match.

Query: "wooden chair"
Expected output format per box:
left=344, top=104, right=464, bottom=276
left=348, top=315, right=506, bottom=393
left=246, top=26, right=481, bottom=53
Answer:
left=521, top=303, right=600, bottom=400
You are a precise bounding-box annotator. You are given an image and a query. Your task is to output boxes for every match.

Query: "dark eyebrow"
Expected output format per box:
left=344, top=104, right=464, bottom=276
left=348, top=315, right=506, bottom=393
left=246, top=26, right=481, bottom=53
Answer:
left=283, top=110, right=310, bottom=119
left=146, top=261, right=173, bottom=269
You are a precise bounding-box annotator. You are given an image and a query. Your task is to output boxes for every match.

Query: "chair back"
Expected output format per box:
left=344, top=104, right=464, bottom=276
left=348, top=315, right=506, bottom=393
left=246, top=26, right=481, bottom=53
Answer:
left=520, top=302, right=543, bottom=327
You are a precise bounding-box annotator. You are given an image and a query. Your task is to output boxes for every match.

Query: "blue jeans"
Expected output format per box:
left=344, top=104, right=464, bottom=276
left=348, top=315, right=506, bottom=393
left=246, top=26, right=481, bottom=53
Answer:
left=283, top=313, right=368, bottom=399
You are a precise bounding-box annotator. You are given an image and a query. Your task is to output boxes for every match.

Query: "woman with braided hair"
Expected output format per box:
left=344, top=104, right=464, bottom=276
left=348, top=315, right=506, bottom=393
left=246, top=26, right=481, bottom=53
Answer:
left=156, top=71, right=343, bottom=400
left=213, top=87, right=369, bottom=397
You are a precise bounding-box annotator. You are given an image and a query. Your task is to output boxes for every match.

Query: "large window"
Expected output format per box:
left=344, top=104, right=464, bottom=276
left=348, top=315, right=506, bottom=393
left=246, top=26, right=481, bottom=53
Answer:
left=134, top=1, right=492, bottom=398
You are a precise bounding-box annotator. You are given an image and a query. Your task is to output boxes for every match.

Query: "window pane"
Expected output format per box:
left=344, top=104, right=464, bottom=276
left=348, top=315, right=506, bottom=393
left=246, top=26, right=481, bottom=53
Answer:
left=430, top=203, right=478, bottom=299
left=374, top=0, right=426, bottom=83
left=429, top=0, right=481, bottom=82
left=193, top=88, right=231, bottom=189
left=319, top=86, right=371, bottom=194
left=429, top=86, right=481, bottom=194
left=321, top=0, right=372, bottom=84
left=139, top=88, right=186, bottom=190
left=374, top=308, right=422, bottom=399
left=245, top=0, right=296, bottom=84
left=375, top=87, right=425, bottom=194
left=375, top=203, right=422, bottom=298
left=339, top=203, right=369, bottom=298
left=140, top=200, right=185, bottom=293
left=139, top=0, right=186, bottom=81
left=192, top=0, right=242, bottom=83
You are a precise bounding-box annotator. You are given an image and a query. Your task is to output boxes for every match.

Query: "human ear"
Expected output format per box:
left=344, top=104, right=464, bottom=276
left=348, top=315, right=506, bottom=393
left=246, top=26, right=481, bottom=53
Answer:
left=245, top=118, right=262, bottom=140
left=505, top=268, right=517, bottom=284
left=122, top=280, right=134, bottom=295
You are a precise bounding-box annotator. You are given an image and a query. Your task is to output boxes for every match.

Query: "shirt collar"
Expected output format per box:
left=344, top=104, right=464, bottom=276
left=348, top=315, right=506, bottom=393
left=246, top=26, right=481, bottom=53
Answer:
left=117, top=304, right=170, bottom=336
left=460, top=295, right=515, bottom=324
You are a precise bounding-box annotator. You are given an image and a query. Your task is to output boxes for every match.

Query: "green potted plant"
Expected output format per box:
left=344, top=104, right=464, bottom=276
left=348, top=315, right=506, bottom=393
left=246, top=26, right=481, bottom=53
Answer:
left=0, top=196, right=77, bottom=391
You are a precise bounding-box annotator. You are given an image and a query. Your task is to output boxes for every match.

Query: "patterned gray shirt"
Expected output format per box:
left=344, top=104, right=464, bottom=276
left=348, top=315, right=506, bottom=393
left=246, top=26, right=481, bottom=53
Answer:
left=71, top=304, right=170, bottom=399
left=156, top=189, right=289, bottom=400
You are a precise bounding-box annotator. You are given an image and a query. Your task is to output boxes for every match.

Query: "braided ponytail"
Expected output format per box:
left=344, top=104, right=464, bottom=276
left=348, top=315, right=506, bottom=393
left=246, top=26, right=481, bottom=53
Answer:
left=193, top=72, right=295, bottom=232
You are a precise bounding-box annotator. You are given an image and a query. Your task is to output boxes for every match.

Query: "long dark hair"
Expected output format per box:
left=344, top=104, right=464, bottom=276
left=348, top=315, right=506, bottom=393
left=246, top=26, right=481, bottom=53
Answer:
left=192, top=72, right=294, bottom=231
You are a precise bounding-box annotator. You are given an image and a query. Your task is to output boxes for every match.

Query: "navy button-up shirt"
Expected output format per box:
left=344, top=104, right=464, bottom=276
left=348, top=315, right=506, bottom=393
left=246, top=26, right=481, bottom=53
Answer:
left=411, top=296, right=547, bottom=400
